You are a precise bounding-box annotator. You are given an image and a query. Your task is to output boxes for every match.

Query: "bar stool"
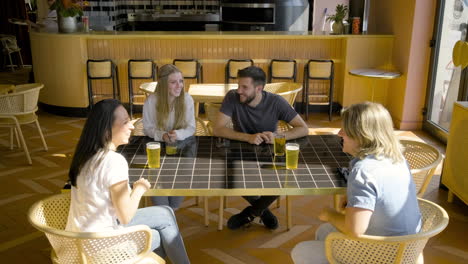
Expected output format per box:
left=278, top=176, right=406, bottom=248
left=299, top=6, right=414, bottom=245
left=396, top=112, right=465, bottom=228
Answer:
left=86, top=59, right=120, bottom=109
left=303, top=59, right=334, bottom=121
left=268, top=59, right=297, bottom=83
left=128, top=59, right=157, bottom=118
left=0, top=34, right=23, bottom=71
left=173, top=59, right=202, bottom=84
left=225, top=59, right=254, bottom=84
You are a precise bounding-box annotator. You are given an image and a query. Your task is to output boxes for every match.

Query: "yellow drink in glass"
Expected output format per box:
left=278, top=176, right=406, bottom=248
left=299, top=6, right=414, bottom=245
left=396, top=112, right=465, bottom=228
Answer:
left=166, top=145, right=177, bottom=155
left=146, top=142, right=161, bottom=168
left=274, top=133, right=286, bottom=156
left=286, top=143, right=300, bottom=169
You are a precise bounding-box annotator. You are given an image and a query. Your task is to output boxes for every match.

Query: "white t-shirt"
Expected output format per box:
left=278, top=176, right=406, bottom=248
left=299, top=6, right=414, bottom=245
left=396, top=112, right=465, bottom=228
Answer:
left=66, top=150, right=129, bottom=232
left=142, top=93, right=196, bottom=141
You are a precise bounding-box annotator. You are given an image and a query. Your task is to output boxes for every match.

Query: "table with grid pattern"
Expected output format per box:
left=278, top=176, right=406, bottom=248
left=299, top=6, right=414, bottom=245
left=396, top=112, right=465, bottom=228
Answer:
left=118, top=135, right=351, bottom=196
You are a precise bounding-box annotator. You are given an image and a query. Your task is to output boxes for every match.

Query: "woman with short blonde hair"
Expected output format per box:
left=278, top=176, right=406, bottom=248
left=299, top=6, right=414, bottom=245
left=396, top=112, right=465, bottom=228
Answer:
left=341, top=101, right=404, bottom=163
left=292, top=102, right=421, bottom=264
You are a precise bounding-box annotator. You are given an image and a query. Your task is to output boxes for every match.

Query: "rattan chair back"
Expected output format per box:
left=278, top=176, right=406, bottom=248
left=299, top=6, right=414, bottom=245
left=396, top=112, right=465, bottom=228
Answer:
left=28, top=193, right=165, bottom=264
left=401, top=140, right=443, bottom=197
left=325, top=198, right=449, bottom=264
left=0, top=83, right=43, bottom=115
left=263, top=82, right=302, bottom=106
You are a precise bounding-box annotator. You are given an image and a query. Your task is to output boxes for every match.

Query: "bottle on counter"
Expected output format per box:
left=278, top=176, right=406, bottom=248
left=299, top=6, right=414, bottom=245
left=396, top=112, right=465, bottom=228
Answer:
left=82, top=16, right=89, bottom=32
left=352, top=17, right=360, bottom=34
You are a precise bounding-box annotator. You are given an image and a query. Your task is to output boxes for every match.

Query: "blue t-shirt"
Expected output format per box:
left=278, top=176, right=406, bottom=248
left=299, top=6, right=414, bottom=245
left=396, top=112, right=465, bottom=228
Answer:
left=220, top=90, right=298, bottom=133
left=346, top=156, right=422, bottom=236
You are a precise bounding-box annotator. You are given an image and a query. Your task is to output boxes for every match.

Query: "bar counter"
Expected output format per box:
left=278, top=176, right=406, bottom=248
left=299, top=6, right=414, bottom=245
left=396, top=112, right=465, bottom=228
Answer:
left=30, top=29, right=395, bottom=115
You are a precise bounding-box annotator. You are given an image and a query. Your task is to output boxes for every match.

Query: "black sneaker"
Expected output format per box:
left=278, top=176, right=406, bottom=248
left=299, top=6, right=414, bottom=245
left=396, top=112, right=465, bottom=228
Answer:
left=260, top=208, right=279, bottom=230
left=227, top=206, right=256, bottom=230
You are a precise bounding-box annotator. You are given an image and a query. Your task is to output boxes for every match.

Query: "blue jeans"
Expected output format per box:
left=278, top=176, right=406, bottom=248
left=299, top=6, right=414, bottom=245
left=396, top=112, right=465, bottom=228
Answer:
left=126, top=206, right=190, bottom=264
left=151, top=196, right=185, bottom=210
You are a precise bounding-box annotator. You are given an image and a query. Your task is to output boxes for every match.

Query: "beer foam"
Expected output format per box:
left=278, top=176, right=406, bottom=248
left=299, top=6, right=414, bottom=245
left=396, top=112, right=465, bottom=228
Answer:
left=147, top=143, right=160, bottom=149
left=286, top=145, right=299, bottom=151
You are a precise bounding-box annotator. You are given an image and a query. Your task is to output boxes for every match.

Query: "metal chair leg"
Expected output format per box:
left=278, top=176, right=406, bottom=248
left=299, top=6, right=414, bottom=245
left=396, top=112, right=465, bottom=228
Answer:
left=35, top=119, right=48, bottom=151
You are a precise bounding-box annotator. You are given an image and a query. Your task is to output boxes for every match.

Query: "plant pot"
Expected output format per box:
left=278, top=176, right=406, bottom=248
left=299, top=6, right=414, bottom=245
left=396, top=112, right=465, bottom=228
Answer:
left=332, top=21, right=344, bottom=34
left=58, top=15, right=78, bottom=33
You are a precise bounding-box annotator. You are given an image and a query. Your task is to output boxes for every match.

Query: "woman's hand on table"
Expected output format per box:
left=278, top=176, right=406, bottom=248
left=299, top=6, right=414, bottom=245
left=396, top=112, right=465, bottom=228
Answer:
left=167, top=130, right=178, bottom=142
left=133, top=178, right=151, bottom=193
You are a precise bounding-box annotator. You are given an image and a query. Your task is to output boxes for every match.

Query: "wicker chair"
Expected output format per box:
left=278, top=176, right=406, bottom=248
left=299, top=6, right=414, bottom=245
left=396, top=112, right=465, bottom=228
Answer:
left=401, top=140, right=443, bottom=197
left=0, top=83, right=48, bottom=164
left=28, top=193, right=165, bottom=264
left=195, top=117, right=210, bottom=136
left=264, top=82, right=302, bottom=112
left=324, top=198, right=449, bottom=264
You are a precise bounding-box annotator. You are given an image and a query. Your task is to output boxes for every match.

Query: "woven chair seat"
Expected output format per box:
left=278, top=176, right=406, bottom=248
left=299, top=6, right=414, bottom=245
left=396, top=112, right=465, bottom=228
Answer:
left=0, top=112, right=37, bottom=125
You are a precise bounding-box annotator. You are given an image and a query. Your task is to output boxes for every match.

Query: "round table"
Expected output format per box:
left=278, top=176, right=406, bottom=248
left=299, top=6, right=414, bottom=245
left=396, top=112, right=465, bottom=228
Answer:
left=349, top=68, right=401, bottom=102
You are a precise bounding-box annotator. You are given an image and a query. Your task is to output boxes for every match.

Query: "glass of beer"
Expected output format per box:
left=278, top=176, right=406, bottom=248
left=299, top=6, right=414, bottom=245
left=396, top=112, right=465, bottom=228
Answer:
left=286, top=143, right=300, bottom=170
left=146, top=142, right=161, bottom=168
left=166, top=141, right=178, bottom=155
left=274, top=133, right=286, bottom=156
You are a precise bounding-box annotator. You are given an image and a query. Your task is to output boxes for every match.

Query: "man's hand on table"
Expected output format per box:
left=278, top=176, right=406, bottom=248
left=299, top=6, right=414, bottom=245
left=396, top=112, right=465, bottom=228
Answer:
left=247, top=133, right=269, bottom=145
left=261, top=131, right=274, bottom=144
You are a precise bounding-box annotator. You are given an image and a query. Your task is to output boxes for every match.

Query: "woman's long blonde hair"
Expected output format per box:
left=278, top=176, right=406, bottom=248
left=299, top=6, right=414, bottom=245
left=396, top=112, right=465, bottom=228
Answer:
left=154, top=64, right=187, bottom=130
left=342, top=102, right=404, bottom=163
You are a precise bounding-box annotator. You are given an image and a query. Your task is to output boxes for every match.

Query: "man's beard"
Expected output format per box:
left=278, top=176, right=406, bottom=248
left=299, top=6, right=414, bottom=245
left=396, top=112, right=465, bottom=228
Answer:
left=238, top=93, right=256, bottom=105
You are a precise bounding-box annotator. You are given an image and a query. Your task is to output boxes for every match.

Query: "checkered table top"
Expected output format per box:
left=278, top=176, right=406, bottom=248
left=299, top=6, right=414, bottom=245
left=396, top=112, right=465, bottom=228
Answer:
left=118, top=135, right=351, bottom=196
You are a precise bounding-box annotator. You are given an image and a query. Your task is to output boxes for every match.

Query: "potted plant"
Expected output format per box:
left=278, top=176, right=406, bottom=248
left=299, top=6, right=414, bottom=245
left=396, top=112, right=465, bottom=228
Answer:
left=326, top=4, right=348, bottom=34
left=50, top=0, right=88, bottom=33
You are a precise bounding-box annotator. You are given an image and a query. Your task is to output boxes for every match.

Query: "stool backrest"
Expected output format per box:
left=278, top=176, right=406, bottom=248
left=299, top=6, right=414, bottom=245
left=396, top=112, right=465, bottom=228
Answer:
left=269, top=59, right=297, bottom=82
left=173, top=59, right=201, bottom=80
left=226, top=59, right=254, bottom=82
left=307, top=60, right=334, bottom=79
left=87, top=60, right=114, bottom=79
left=129, top=60, right=157, bottom=79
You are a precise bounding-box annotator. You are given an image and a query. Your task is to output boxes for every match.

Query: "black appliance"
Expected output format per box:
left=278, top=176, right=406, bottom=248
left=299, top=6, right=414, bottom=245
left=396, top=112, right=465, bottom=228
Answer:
left=220, top=0, right=275, bottom=31
left=220, top=0, right=309, bottom=31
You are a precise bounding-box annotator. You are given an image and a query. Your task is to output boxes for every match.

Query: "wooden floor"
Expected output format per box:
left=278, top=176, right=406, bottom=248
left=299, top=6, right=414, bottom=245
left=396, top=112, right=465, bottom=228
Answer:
left=0, top=68, right=467, bottom=263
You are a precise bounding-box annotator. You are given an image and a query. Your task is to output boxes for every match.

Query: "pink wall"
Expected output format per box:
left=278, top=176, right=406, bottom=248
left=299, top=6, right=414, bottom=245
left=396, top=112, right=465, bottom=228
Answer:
left=372, top=0, right=437, bottom=130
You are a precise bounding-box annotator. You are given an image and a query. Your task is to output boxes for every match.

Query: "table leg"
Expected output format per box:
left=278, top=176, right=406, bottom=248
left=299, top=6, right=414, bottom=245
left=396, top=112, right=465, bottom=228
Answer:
left=370, top=78, right=376, bottom=102
left=204, top=197, right=209, bottom=227
left=448, top=191, right=454, bottom=203
left=194, top=102, right=200, bottom=117
left=218, top=196, right=224, bottom=231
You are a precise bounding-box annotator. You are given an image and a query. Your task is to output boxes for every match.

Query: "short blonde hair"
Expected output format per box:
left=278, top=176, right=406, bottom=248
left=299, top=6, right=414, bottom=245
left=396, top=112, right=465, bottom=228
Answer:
left=341, top=102, right=404, bottom=163
left=155, top=64, right=187, bottom=130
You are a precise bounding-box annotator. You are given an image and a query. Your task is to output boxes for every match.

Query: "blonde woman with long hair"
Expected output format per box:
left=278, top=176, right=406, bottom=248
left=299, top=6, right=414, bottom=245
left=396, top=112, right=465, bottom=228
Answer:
left=143, top=64, right=195, bottom=209
left=292, top=102, right=422, bottom=264
left=143, top=64, right=195, bottom=142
